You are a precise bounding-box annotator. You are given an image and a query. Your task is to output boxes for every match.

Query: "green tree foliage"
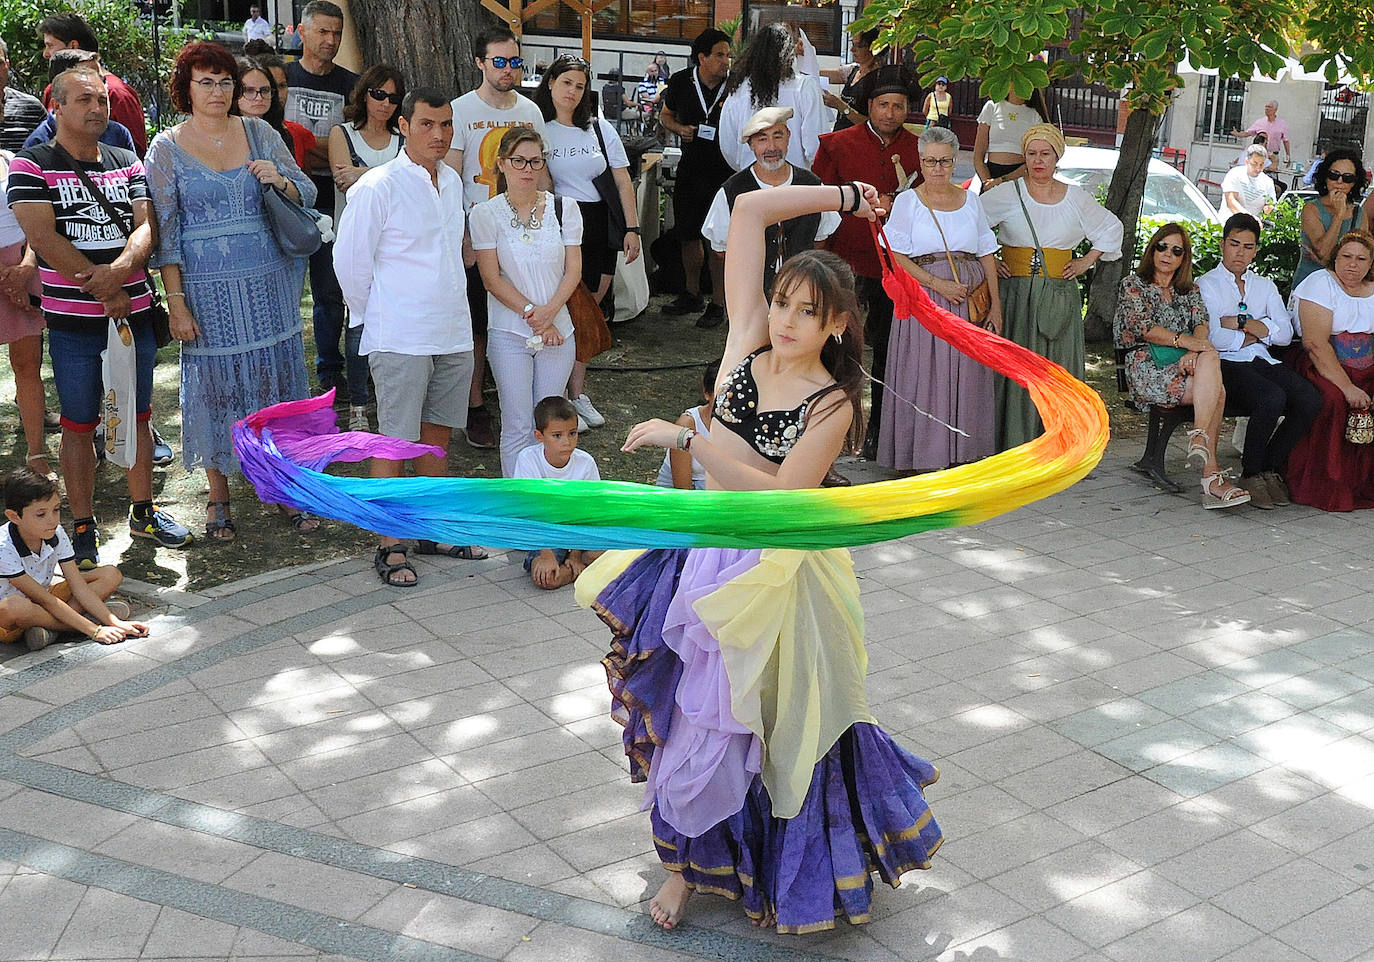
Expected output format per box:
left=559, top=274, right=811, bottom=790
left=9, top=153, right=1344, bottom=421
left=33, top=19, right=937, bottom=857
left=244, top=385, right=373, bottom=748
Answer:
left=852, top=0, right=1372, bottom=337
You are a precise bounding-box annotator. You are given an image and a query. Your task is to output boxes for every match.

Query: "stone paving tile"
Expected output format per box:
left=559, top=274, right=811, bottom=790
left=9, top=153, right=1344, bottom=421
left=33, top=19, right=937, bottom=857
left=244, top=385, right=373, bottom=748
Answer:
left=1099, top=902, right=1263, bottom=962
left=1272, top=888, right=1374, bottom=961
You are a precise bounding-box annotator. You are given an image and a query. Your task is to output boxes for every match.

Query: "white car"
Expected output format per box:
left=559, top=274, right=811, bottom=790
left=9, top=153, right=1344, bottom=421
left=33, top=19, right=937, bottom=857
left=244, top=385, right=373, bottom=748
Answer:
left=972, top=145, right=1223, bottom=226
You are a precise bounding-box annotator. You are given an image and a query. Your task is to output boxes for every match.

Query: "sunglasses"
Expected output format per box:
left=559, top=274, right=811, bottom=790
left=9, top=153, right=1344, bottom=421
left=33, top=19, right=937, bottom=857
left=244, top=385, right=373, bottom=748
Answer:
left=367, top=87, right=402, bottom=105
left=484, top=56, right=524, bottom=70
left=1328, top=171, right=1358, bottom=184
left=505, top=155, right=546, bottom=170
left=1154, top=241, right=1186, bottom=257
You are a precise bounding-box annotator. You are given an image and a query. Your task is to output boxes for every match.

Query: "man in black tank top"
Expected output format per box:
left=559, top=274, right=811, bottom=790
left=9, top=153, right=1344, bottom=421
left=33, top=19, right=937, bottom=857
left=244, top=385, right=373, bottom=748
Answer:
left=700, top=107, right=839, bottom=299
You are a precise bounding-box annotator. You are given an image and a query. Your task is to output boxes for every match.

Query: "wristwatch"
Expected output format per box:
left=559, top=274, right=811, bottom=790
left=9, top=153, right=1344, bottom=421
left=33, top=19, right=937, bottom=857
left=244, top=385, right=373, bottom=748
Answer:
left=626, top=227, right=641, bottom=234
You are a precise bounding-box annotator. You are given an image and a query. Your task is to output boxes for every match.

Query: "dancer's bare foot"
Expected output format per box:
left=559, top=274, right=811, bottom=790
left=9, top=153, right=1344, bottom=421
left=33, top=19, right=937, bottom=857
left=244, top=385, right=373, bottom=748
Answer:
left=650, top=872, right=692, bottom=930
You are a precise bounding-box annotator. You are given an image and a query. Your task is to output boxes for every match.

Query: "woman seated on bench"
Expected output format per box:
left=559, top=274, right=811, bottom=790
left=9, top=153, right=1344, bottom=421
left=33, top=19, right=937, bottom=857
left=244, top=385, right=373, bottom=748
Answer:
left=1114, top=223, right=1250, bottom=509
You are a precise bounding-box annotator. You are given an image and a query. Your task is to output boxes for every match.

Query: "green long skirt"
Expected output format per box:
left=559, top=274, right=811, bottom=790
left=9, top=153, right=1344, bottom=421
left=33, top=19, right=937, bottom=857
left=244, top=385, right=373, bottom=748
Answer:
left=995, top=274, right=1084, bottom=451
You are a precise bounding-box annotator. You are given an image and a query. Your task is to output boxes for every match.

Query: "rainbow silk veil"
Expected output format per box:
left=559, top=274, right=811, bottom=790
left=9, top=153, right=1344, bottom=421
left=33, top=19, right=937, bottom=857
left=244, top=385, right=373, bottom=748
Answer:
left=233, top=227, right=1109, bottom=550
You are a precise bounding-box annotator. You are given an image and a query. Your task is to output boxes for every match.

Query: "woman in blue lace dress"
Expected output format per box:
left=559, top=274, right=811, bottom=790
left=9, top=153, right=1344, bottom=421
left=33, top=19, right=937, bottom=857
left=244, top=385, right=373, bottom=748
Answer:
left=146, top=42, right=317, bottom=539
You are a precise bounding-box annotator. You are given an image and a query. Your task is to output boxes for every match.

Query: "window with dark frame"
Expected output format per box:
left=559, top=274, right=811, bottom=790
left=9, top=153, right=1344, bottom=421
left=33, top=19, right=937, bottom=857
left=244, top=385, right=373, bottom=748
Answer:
left=745, top=0, right=843, bottom=56
left=1194, top=76, right=1247, bottom=143
left=524, top=0, right=713, bottom=44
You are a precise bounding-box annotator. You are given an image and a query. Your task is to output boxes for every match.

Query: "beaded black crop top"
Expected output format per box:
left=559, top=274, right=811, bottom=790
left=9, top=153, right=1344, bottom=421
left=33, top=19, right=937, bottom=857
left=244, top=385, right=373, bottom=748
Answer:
left=713, top=346, right=833, bottom=464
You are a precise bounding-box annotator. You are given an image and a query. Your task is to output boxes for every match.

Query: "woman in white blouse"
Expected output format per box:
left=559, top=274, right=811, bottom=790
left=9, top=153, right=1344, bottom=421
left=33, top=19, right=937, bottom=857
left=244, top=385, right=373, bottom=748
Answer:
left=881, top=125, right=1001, bottom=470
left=973, top=92, right=1043, bottom=191
left=1284, top=230, right=1374, bottom=510
left=470, top=128, right=583, bottom=477
left=717, top=23, right=825, bottom=172
left=982, top=123, right=1123, bottom=450
left=533, top=55, right=642, bottom=432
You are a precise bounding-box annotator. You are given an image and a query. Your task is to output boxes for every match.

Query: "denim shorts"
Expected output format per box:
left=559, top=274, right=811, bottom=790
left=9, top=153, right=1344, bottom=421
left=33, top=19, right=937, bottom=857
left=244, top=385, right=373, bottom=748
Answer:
left=524, top=548, right=571, bottom=571
left=47, top=317, right=155, bottom=433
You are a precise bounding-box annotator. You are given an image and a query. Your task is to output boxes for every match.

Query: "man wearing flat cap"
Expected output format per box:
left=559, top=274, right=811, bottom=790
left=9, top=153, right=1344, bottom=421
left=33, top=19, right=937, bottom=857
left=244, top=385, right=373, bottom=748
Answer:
left=813, top=65, right=921, bottom=456
left=701, top=106, right=840, bottom=302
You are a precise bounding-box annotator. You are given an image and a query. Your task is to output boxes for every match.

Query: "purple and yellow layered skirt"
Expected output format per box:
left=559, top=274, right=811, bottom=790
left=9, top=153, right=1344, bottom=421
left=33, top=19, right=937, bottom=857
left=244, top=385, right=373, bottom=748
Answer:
left=577, top=547, right=943, bottom=934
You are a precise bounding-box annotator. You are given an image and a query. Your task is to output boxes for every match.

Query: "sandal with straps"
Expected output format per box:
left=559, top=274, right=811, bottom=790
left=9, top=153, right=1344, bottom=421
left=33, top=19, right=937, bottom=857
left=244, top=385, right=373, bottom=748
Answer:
left=1185, top=429, right=1210, bottom=472
left=1202, top=472, right=1251, bottom=510
left=374, top=544, right=419, bottom=587
left=205, top=500, right=237, bottom=540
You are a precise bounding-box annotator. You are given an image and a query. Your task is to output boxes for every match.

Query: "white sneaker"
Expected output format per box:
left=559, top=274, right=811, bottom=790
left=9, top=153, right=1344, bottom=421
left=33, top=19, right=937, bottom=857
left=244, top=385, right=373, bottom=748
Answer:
left=349, top=406, right=370, bottom=432
left=577, top=414, right=589, bottom=433
left=572, top=394, right=605, bottom=428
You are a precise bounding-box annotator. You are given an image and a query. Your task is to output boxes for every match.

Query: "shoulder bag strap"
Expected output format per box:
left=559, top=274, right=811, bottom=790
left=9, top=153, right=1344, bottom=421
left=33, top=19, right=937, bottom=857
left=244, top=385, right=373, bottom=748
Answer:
left=591, top=119, right=613, bottom=176
left=52, top=142, right=132, bottom=238
left=916, top=185, right=962, bottom=285
left=1013, top=180, right=1049, bottom=275
left=340, top=125, right=365, bottom=169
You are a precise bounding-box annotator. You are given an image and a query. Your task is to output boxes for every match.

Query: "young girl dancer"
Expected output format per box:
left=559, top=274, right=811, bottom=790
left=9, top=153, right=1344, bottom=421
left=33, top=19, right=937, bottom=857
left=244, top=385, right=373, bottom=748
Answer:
left=579, top=182, right=944, bottom=933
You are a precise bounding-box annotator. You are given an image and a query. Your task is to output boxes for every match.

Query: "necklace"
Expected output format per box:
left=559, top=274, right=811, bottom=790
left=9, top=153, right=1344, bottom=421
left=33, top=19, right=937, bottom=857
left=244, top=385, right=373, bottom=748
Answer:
left=505, top=193, right=542, bottom=244
left=190, top=120, right=227, bottom=149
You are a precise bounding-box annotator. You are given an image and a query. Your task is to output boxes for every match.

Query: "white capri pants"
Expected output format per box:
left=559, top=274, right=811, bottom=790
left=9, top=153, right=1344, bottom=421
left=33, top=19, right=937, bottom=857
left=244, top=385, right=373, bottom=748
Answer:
left=486, top=328, right=578, bottom=476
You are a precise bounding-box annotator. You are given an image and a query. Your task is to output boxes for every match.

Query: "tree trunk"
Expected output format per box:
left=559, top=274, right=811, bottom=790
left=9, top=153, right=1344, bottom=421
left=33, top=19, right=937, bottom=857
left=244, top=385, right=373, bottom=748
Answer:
left=346, top=0, right=497, bottom=99
left=1083, top=106, right=1163, bottom=342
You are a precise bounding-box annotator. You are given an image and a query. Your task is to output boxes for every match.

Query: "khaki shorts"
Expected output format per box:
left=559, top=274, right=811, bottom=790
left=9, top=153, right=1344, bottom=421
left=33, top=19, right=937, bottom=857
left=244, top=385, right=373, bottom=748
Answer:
left=368, top=350, right=474, bottom=441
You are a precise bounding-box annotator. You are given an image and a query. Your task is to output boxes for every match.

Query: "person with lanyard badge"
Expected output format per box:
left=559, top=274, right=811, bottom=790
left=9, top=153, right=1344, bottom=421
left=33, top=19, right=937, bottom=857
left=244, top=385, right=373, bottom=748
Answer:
left=981, top=123, right=1122, bottom=450
left=660, top=28, right=733, bottom=328
left=922, top=77, right=952, bottom=129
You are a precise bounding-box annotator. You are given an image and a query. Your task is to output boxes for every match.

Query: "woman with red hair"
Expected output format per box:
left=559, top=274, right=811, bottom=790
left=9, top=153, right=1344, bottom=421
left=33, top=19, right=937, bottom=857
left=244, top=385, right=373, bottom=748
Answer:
left=145, top=42, right=318, bottom=539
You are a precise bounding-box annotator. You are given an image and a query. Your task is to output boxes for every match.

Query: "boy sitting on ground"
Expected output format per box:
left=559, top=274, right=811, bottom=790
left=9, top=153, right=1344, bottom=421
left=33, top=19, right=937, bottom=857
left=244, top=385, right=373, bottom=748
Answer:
left=0, top=467, right=148, bottom=651
left=513, top=396, right=603, bottom=590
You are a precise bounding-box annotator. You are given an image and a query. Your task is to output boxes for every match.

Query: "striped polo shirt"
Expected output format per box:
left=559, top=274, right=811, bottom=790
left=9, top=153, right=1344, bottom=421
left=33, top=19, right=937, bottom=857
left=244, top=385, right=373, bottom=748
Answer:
left=5, top=141, right=152, bottom=331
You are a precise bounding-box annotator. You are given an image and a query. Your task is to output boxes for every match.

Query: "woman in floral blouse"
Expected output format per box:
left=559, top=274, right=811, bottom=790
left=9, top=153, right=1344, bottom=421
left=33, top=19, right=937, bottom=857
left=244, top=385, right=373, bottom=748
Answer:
left=1114, top=223, right=1250, bottom=509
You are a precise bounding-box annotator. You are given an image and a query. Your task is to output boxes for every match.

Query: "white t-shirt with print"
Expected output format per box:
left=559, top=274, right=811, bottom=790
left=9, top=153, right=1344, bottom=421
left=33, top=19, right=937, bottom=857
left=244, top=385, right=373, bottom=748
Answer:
left=543, top=119, right=630, bottom=203
left=0, top=521, right=74, bottom=602
left=449, top=90, right=546, bottom=209
left=512, top=444, right=600, bottom=481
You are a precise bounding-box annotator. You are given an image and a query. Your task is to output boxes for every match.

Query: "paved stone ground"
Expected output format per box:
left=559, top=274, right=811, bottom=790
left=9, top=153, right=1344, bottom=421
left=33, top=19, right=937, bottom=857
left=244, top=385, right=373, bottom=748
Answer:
left=2, top=439, right=1373, bottom=962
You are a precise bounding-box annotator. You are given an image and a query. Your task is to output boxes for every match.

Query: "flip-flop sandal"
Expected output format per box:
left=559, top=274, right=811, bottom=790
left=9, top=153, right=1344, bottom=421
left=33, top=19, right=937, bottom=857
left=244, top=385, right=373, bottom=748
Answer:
left=205, top=500, right=237, bottom=540
left=414, top=539, right=488, bottom=560
left=374, top=545, right=419, bottom=586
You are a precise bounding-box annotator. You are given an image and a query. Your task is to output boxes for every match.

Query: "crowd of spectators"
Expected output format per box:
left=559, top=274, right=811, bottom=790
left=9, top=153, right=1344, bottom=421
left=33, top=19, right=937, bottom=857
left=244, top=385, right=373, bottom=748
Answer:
left=2, top=8, right=1374, bottom=617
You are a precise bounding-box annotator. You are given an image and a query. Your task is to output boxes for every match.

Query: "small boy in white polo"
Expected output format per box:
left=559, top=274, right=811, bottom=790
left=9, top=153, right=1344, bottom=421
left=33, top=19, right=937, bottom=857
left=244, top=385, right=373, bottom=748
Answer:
left=0, top=467, right=147, bottom=651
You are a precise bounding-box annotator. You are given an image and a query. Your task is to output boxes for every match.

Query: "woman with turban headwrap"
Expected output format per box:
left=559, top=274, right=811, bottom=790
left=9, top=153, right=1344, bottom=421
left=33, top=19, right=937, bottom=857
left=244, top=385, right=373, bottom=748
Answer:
left=981, top=123, right=1124, bottom=449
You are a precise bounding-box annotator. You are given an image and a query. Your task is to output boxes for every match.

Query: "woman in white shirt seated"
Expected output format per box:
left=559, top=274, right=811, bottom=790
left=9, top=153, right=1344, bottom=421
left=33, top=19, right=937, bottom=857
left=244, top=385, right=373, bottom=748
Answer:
left=982, top=123, right=1123, bottom=450
left=1284, top=230, right=1374, bottom=510
left=469, top=128, right=583, bottom=477
left=532, top=55, right=642, bottom=432
left=717, top=22, right=825, bottom=172
left=880, top=124, right=1001, bottom=471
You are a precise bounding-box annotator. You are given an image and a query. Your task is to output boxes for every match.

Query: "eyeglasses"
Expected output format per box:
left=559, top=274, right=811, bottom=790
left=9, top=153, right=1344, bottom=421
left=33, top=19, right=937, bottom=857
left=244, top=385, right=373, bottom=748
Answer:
left=367, top=87, right=402, bottom=105
left=504, top=155, right=546, bottom=170
left=484, top=56, right=524, bottom=70
left=921, top=157, right=955, bottom=168
left=1328, top=171, right=1358, bottom=183
left=240, top=85, right=272, bottom=100
left=192, top=78, right=236, bottom=92
left=1154, top=241, right=1186, bottom=256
